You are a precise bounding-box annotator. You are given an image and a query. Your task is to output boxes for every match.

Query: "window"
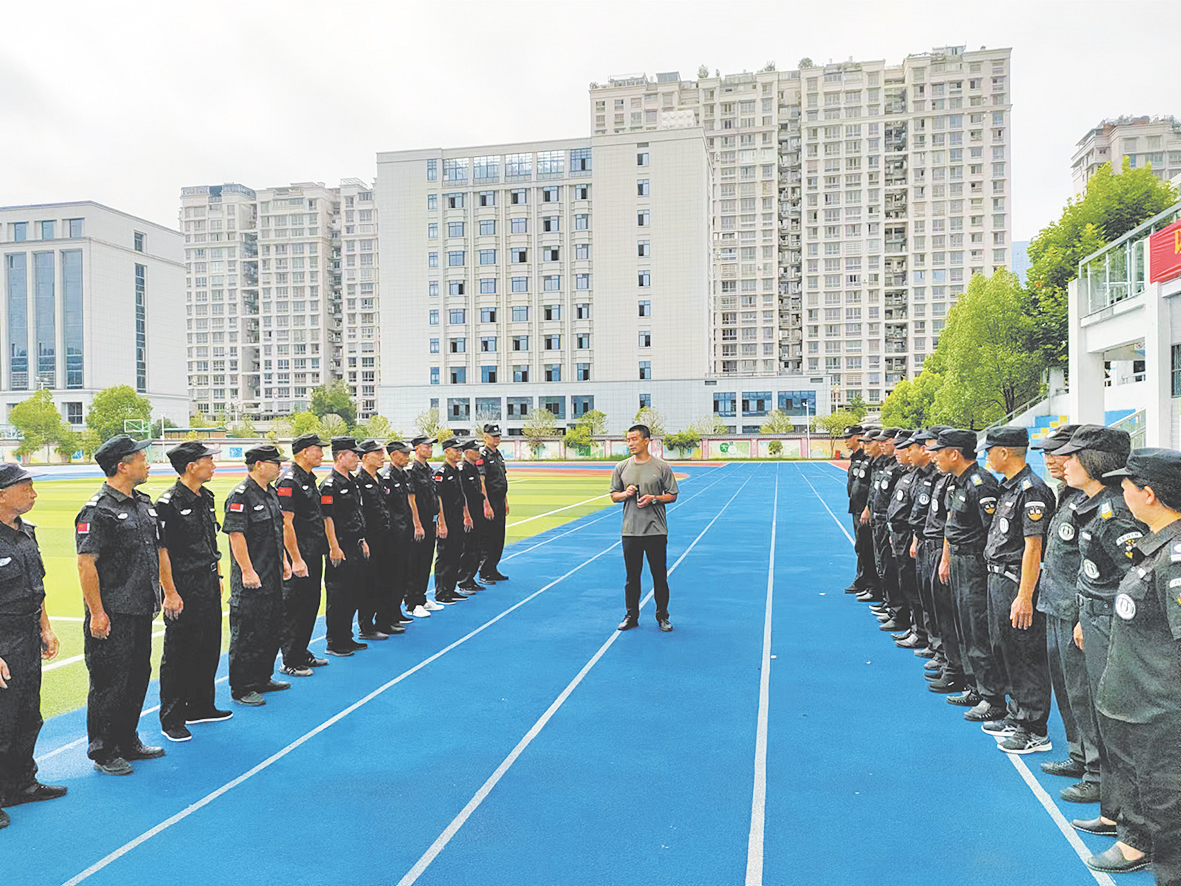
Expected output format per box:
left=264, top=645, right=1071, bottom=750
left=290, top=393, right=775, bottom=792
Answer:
left=637, top=210, right=650, bottom=226
left=544, top=364, right=561, bottom=382
left=575, top=303, right=591, bottom=319
left=539, top=395, right=565, bottom=417
left=742, top=391, right=771, bottom=415
left=447, top=251, right=464, bottom=267
left=638, top=300, right=651, bottom=317
left=511, top=277, right=528, bottom=293
left=637, top=179, right=650, bottom=196
left=446, top=193, right=464, bottom=209
left=638, top=271, right=650, bottom=287
left=450, top=368, right=466, bottom=384
left=480, top=307, right=497, bottom=323
left=570, top=147, right=592, bottom=172
left=571, top=396, right=595, bottom=417
left=64, top=401, right=83, bottom=425
left=542, top=186, right=560, bottom=202
left=479, top=220, right=496, bottom=236
left=10, top=222, right=27, bottom=242
left=510, top=188, right=527, bottom=205
left=573, top=184, right=590, bottom=199
left=574, top=213, right=589, bottom=230
left=37, top=220, right=54, bottom=241
left=448, top=397, right=471, bottom=422
left=575, top=243, right=591, bottom=260
left=638, top=393, right=650, bottom=409
left=430, top=367, right=439, bottom=384
left=427, top=194, right=438, bottom=210
left=637, top=151, right=649, bottom=166
left=713, top=392, right=736, bottom=417
left=429, top=310, right=439, bottom=325
left=133, top=231, right=144, bottom=252
left=513, top=366, right=529, bottom=383
left=575, top=273, right=590, bottom=290
left=544, top=246, right=560, bottom=261
left=638, top=330, right=651, bottom=347
left=449, top=308, right=466, bottom=324
left=510, top=217, right=528, bottom=234
left=482, top=366, right=497, bottom=383
left=511, top=247, right=528, bottom=263
left=576, top=333, right=591, bottom=348
left=479, top=190, right=497, bottom=206
left=428, top=252, right=438, bottom=268
left=638, top=361, right=651, bottom=380
left=448, top=281, right=465, bottom=296
left=427, top=159, right=438, bottom=181
left=429, top=281, right=439, bottom=297
left=480, top=336, right=497, bottom=352
left=449, top=337, right=466, bottom=353
left=480, top=279, right=497, bottom=294
left=543, top=275, right=561, bottom=292
left=543, top=304, right=561, bottom=321
left=508, top=396, right=531, bottom=416
left=476, top=397, right=501, bottom=420
left=448, top=222, right=465, bottom=237
left=67, top=218, right=83, bottom=238
left=479, top=249, right=497, bottom=265
left=542, top=216, right=559, bottom=232
left=428, top=223, right=438, bottom=239
left=512, top=335, right=529, bottom=350
left=429, top=338, right=440, bottom=353
left=577, top=363, right=591, bottom=381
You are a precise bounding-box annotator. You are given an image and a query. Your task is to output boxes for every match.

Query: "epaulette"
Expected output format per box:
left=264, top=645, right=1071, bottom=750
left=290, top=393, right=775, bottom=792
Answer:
left=234, top=484, right=247, bottom=493
left=158, top=492, right=172, bottom=504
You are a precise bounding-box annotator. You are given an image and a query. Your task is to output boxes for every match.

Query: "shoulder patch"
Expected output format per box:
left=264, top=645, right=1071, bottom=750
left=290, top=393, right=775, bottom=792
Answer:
left=1100, top=501, right=1114, bottom=520
left=229, top=503, right=244, bottom=513
left=1021, top=478, right=1032, bottom=490
left=278, top=486, right=293, bottom=497
left=972, top=475, right=982, bottom=486
left=235, top=484, right=247, bottom=493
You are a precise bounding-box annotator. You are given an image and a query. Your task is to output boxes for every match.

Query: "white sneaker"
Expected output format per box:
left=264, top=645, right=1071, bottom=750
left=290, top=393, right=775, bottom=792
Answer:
left=423, top=600, right=445, bottom=611
left=412, top=605, right=431, bottom=618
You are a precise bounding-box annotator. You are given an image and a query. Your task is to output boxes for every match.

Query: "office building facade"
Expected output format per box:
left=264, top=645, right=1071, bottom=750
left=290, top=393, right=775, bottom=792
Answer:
left=1072, top=116, right=1181, bottom=195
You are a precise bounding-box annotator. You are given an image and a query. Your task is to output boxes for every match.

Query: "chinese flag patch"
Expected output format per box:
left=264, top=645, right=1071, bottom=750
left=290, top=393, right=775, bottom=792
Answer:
left=321, top=495, right=333, bottom=505
left=476, top=458, right=484, bottom=465
left=76, top=522, right=90, bottom=534
left=278, top=486, right=293, bottom=497
left=229, top=503, right=244, bottom=513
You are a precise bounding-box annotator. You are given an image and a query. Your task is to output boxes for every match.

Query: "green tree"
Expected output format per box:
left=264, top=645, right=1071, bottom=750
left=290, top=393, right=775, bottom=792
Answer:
left=415, top=408, right=443, bottom=437
left=79, top=428, right=103, bottom=459
left=10, top=390, right=74, bottom=460
left=356, top=414, right=393, bottom=440
left=689, top=414, right=730, bottom=435
left=811, top=409, right=863, bottom=442
left=318, top=413, right=347, bottom=437
left=289, top=410, right=322, bottom=437
left=633, top=407, right=665, bottom=437
left=665, top=430, right=700, bottom=456
left=929, top=269, right=1042, bottom=429
left=190, top=409, right=212, bottom=428
left=847, top=396, right=869, bottom=421
left=768, top=440, right=783, bottom=458
left=86, top=385, right=153, bottom=442
left=579, top=409, right=608, bottom=436
left=309, top=380, right=357, bottom=427
left=54, top=427, right=81, bottom=462
left=1027, top=157, right=1176, bottom=366
left=523, top=407, right=557, bottom=456
left=563, top=423, right=593, bottom=453
left=759, top=410, right=795, bottom=434
left=879, top=365, right=944, bottom=428
left=226, top=417, right=258, bottom=439
left=151, top=417, right=178, bottom=438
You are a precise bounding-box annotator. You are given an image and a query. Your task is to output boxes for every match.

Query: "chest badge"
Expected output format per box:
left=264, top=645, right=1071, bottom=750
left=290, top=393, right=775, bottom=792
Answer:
left=0, top=557, right=11, bottom=566
left=1083, top=559, right=1100, bottom=580
left=998, top=517, right=1010, bottom=534
left=117, top=513, right=129, bottom=520
left=180, top=508, right=193, bottom=515
left=1058, top=523, right=1075, bottom=541
left=1114, top=593, right=1136, bottom=620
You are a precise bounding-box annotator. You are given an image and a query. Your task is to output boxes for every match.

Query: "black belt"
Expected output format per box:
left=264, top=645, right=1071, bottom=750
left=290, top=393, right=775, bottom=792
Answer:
left=178, top=562, right=219, bottom=575
left=987, top=563, right=1020, bottom=583
left=1078, top=594, right=1113, bottom=615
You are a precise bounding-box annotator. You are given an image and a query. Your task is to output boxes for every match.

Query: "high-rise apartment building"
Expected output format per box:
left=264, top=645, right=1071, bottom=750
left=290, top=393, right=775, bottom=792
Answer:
left=591, top=45, right=1012, bottom=409
left=376, top=131, right=825, bottom=436
left=0, top=201, right=188, bottom=429
left=1071, top=116, right=1181, bottom=195
left=180, top=179, right=379, bottom=422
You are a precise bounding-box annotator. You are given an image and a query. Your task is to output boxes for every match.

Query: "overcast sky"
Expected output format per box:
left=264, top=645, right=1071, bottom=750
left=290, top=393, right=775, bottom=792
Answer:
left=3, top=0, right=1178, bottom=241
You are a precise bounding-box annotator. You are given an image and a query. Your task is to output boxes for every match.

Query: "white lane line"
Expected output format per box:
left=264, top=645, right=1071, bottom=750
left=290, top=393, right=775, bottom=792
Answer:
left=395, top=470, right=755, bottom=886
left=34, top=631, right=328, bottom=765
left=796, top=466, right=855, bottom=545
left=745, top=465, right=779, bottom=886
left=59, top=541, right=626, bottom=886
left=798, top=462, right=1113, bottom=883
left=505, top=493, right=609, bottom=528
left=1005, top=755, right=1117, bottom=886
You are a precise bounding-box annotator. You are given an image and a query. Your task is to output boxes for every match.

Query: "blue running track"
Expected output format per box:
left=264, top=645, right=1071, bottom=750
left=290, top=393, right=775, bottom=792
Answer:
left=6, top=463, right=1146, bottom=885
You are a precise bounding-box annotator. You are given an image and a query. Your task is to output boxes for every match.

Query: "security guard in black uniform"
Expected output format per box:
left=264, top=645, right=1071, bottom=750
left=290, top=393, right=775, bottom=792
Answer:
left=223, top=445, right=291, bottom=706
left=356, top=438, right=401, bottom=638
left=887, top=431, right=924, bottom=646
left=380, top=441, right=416, bottom=624
left=78, top=434, right=174, bottom=775
left=845, top=425, right=878, bottom=597
left=868, top=429, right=906, bottom=629
left=478, top=423, right=510, bottom=584
left=1058, top=426, right=1146, bottom=840
left=407, top=436, right=442, bottom=616
left=458, top=439, right=489, bottom=592
left=433, top=438, right=472, bottom=604
left=979, top=426, right=1056, bottom=751
left=929, top=428, right=1000, bottom=704
left=903, top=431, right=940, bottom=654
left=1084, top=448, right=1181, bottom=880
left=277, top=433, right=330, bottom=678
left=0, top=464, right=65, bottom=829
left=320, top=437, right=370, bottom=655
left=156, top=441, right=229, bottom=741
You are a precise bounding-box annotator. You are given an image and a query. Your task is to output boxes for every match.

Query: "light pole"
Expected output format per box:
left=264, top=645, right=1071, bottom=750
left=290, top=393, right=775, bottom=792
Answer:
left=804, top=398, right=811, bottom=458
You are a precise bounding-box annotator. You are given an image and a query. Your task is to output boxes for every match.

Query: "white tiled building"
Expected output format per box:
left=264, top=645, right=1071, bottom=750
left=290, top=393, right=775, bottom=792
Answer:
left=1071, top=116, right=1181, bottom=195
left=0, top=202, right=188, bottom=429
left=375, top=132, right=829, bottom=436
left=590, top=45, right=1013, bottom=410
left=180, top=179, right=379, bottom=422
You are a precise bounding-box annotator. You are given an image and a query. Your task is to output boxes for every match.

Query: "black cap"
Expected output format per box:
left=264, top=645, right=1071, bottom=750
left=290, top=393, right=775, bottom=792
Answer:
left=167, top=440, right=218, bottom=473
left=1103, top=447, right=1181, bottom=491
left=0, top=463, right=35, bottom=488
left=410, top=435, right=436, bottom=448
left=386, top=440, right=411, bottom=454
left=331, top=436, right=361, bottom=454
left=981, top=426, right=1029, bottom=450
left=245, top=444, right=283, bottom=466
left=483, top=423, right=501, bottom=436
left=1032, top=424, right=1081, bottom=452
left=292, top=433, right=329, bottom=454
left=355, top=438, right=383, bottom=455
left=95, top=434, right=153, bottom=474
left=1055, top=425, right=1131, bottom=458
left=440, top=437, right=460, bottom=450
left=928, top=429, right=978, bottom=452
left=844, top=424, right=866, bottom=437
left=459, top=439, right=480, bottom=451
left=910, top=429, right=937, bottom=443
left=894, top=430, right=919, bottom=448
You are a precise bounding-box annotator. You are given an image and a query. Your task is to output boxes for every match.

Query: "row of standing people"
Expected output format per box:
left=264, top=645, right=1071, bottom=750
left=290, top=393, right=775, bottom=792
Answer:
left=0, top=423, right=510, bottom=829
left=843, top=422, right=1181, bottom=885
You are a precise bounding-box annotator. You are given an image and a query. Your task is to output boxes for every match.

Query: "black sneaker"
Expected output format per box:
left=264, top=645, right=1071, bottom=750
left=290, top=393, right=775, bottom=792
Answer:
left=358, top=629, right=389, bottom=641
left=162, top=724, right=192, bottom=742
left=305, top=656, right=329, bottom=668
left=325, top=646, right=354, bottom=657
left=478, top=574, right=498, bottom=584
left=488, top=572, right=508, bottom=581
left=93, top=757, right=133, bottom=776
left=258, top=680, right=290, bottom=693
left=186, top=708, right=233, bottom=724
left=927, top=676, right=965, bottom=693
left=280, top=664, right=313, bottom=677
left=617, top=617, right=639, bottom=631
left=233, top=691, right=265, bottom=706
left=347, top=640, right=369, bottom=651
left=124, top=742, right=166, bottom=761
left=981, top=718, right=1019, bottom=738
left=998, top=731, right=1052, bottom=755
left=946, top=688, right=982, bottom=707
left=1041, top=759, right=1086, bottom=779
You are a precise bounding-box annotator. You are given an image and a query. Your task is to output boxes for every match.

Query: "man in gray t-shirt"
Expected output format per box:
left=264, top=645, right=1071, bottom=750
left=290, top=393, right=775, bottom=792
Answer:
left=609, top=423, right=680, bottom=632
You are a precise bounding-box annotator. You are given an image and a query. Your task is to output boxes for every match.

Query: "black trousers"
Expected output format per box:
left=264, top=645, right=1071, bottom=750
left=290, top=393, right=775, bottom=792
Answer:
left=481, top=494, right=507, bottom=577
left=891, top=529, right=920, bottom=635
left=915, top=538, right=942, bottom=654
left=951, top=551, right=1001, bottom=696
left=407, top=521, right=436, bottom=608
left=924, top=540, right=963, bottom=678
left=622, top=535, right=670, bottom=621
left=986, top=572, right=1050, bottom=733
left=851, top=513, right=877, bottom=590
left=459, top=514, right=487, bottom=585
left=871, top=518, right=900, bottom=614
left=1045, top=611, right=1100, bottom=783
left=281, top=555, right=322, bottom=667
left=1099, top=711, right=1181, bottom=882
left=159, top=571, right=222, bottom=729
left=381, top=529, right=412, bottom=624
left=0, top=613, right=43, bottom=801
left=434, top=514, right=464, bottom=598
left=1079, top=597, right=1125, bottom=837
left=84, top=611, right=153, bottom=762
left=325, top=538, right=365, bottom=648
left=228, top=586, right=282, bottom=696
left=357, top=545, right=381, bottom=631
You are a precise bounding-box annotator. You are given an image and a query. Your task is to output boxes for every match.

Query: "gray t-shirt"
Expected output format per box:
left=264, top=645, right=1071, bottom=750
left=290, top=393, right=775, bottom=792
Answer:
left=610, top=456, right=680, bottom=537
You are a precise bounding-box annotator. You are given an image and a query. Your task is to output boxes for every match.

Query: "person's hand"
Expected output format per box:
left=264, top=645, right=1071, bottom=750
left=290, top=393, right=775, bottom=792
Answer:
left=1073, top=621, right=1084, bottom=650
left=0, top=656, right=8, bottom=689
left=938, top=558, right=950, bottom=585
left=361, top=540, right=370, bottom=560
left=483, top=502, right=494, bottom=520
left=329, top=546, right=345, bottom=566
left=860, top=507, right=870, bottom=525
left=1010, top=594, right=1033, bottom=630
left=464, top=514, right=473, bottom=532
left=437, top=523, right=448, bottom=539
left=41, top=628, right=59, bottom=660
left=89, top=610, right=111, bottom=639
left=909, top=539, right=918, bottom=559
left=414, top=524, right=425, bottom=541
left=626, top=485, right=638, bottom=498
left=243, top=569, right=262, bottom=588
left=505, top=501, right=510, bottom=515
left=219, top=575, right=227, bottom=601
left=163, top=591, right=184, bottom=621
left=637, top=494, right=656, bottom=508
left=291, top=558, right=309, bottom=578
left=283, top=561, right=293, bottom=581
